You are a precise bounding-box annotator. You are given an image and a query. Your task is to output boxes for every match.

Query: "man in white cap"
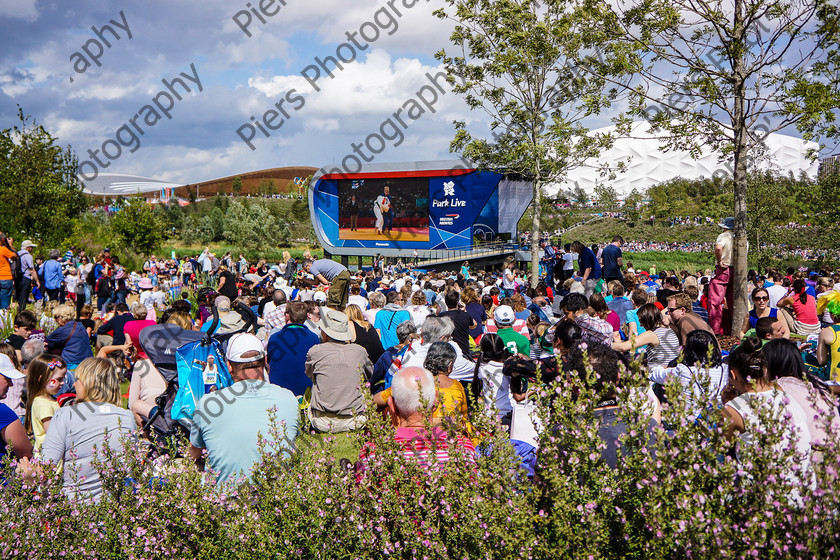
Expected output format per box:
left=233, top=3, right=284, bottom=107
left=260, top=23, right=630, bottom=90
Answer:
left=0, top=354, right=33, bottom=462
left=188, top=332, right=299, bottom=484
left=493, top=305, right=530, bottom=357
left=16, top=239, right=39, bottom=310
left=305, top=308, right=372, bottom=433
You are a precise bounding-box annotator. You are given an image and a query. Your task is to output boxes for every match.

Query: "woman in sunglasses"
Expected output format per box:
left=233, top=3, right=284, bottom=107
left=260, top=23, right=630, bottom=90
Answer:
left=738, top=287, right=790, bottom=340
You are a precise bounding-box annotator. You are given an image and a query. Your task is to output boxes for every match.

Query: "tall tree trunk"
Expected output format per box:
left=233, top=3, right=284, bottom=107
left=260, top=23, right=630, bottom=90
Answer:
left=730, top=0, right=749, bottom=336
left=531, top=178, right=542, bottom=289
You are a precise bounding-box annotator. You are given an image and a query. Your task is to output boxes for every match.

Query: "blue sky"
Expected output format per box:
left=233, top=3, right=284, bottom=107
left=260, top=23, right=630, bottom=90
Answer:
left=1, top=0, right=831, bottom=191
left=0, top=0, right=491, bottom=186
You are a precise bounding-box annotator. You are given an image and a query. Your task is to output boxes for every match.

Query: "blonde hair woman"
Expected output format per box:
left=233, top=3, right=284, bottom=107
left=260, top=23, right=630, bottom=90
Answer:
left=38, top=357, right=137, bottom=499
left=345, top=303, right=385, bottom=363
left=44, top=303, right=94, bottom=372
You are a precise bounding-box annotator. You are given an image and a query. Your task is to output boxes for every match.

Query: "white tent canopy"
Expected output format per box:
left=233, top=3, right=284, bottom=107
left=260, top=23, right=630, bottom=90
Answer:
left=79, top=173, right=183, bottom=196
left=547, top=121, right=820, bottom=197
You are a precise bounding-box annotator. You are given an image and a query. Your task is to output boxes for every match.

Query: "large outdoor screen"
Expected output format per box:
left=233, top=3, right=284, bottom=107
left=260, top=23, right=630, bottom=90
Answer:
left=337, top=177, right=430, bottom=241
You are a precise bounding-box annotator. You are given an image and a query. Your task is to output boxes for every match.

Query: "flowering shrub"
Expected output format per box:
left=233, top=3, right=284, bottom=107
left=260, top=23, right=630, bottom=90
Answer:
left=2, top=358, right=839, bottom=559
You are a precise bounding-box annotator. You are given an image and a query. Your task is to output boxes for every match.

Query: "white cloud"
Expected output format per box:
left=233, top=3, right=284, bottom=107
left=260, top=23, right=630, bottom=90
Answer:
left=0, top=0, right=38, bottom=22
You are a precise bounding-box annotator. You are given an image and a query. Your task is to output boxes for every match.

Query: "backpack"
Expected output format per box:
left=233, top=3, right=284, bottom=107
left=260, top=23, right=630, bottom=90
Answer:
left=171, top=337, right=234, bottom=421
left=12, top=252, right=23, bottom=289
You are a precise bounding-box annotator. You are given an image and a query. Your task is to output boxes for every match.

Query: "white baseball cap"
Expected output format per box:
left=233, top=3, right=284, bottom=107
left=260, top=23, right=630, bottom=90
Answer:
left=493, top=305, right=515, bottom=326
left=0, top=354, right=24, bottom=379
left=313, top=291, right=327, bottom=304
left=225, top=333, right=266, bottom=363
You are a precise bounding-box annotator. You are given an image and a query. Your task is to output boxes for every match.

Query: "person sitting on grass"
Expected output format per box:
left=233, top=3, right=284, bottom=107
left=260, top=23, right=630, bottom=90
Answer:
left=305, top=308, right=372, bottom=433
left=563, top=342, right=658, bottom=469
left=368, top=366, right=475, bottom=471
left=189, top=333, right=299, bottom=484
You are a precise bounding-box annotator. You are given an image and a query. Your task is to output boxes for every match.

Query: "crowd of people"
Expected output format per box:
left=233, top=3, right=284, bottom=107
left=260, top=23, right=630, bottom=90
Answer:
left=0, top=221, right=839, bottom=501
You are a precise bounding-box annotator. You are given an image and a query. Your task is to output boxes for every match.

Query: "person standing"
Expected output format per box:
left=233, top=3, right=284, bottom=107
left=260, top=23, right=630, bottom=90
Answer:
left=42, top=249, right=64, bottom=303
left=501, top=257, right=517, bottom=298
left=302, top=258, right=351, bottom=311
left=540, top=241, right=557, bottom=287
left=216, top=264, right=238, bottom=301
left=348, top=195, right=359, bottom=231
left=572, top=241, right=601, bottom=282
left=380, top=185, right=394, bottom=233
left=709, top=217, right=735, bottom=335
left=16, top=240, right=39, bottom=310
left=600, top=236, right=624, bottom=287
left=560, top=243, right=577, bottom=281
left=0, top=234, right=18, bottom=310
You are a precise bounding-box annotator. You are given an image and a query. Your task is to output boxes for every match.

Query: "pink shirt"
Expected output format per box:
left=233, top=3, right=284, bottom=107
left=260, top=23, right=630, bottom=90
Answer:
left=791, top=294, right=819, bottom=325
left=606, top=311, right=620, bottom=332
left=123, top=319, right=158, bottom=359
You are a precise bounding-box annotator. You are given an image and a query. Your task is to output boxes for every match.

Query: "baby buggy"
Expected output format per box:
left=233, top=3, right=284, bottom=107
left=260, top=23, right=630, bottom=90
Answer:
left=139, top=301, right=257, bottom=451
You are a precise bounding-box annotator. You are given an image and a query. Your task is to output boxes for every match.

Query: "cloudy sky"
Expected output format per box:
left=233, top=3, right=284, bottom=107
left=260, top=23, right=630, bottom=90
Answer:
left=0, top=0, right=504, bottom=187
left=1, top=1, right=831, bottom=191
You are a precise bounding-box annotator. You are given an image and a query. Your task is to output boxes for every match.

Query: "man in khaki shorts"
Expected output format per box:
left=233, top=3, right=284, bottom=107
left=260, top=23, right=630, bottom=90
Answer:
left=305, top=308, right=372, bottom=433
left=302, top=258, right=350, bottom=311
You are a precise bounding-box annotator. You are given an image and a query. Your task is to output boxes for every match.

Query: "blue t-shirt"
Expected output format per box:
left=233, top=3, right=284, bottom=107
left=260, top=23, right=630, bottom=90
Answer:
left=43, top=259, right=64, bottom=290
left=608, top=297, right=634, bottom=326
left=45, top=320, right=93, bottom=366
left=601, top=244, right=622, bottom=279
left=578, top=248, right=602, bottom=280
left=190, top=380, right=299, bottom=484
left=374, top=308, right=411, bottom=349
left=0, top=403, right=18, bottom=461
left=267, top=324, right=321, bottom=396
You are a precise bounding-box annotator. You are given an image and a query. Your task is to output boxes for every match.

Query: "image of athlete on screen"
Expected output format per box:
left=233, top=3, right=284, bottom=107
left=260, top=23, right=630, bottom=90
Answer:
left=374, top=186, right=393, bottom=234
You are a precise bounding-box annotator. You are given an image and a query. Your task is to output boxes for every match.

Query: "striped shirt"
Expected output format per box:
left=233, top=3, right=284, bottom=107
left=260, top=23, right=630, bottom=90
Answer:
left=360, top=426, right=476, bottom=473
left=645, top=327, right=681, bottom=367
left=395, top=426, right=475, bottom=468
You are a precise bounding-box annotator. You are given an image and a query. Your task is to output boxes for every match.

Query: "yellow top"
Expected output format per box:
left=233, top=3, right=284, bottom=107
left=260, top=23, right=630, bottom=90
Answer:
left=828, top=325, right=840, bottom=382
left=32, top=395, right=60, bottom=450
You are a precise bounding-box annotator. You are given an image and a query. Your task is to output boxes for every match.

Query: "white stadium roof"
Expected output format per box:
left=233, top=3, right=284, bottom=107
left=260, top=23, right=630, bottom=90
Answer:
left=79, top=173, right=183, bottom=195
left=548, top=121, right=820, bottom=196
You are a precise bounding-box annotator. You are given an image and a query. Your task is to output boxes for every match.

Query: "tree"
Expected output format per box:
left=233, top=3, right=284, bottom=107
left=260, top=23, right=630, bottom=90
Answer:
left=258, top=179, right=276, bottom=196
left=291, top=198, right=309, bottom=222
left=209, top=207, right=225, bottom=242
left=222, top=199, right=279, bottom=249
left=435, top=0, right=624, bottom=287
left=593, top=184, right=619, bottom=212
left=277, top=221, right=292, bottom=247
left=624, top=188, right=643, bottom=222
left=588, top=0, right=840, bottom=332
left=110, top=198, right=165, bottom=256
left=0, top=108, right=87, bottom=246
left=570, top=185, right=589, bottom=208
left=232, top=176, right=243, bottom=196
left=155, top=199, right=183, bottom=233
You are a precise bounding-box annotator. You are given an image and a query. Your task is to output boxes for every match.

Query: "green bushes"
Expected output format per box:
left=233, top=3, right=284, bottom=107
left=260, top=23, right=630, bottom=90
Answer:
left=4, top=364, right=839, bottom=559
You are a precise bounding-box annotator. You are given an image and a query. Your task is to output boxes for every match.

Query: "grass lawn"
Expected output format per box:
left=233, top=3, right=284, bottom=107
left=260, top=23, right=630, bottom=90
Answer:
left=296, top=429, right=363, bottom=463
